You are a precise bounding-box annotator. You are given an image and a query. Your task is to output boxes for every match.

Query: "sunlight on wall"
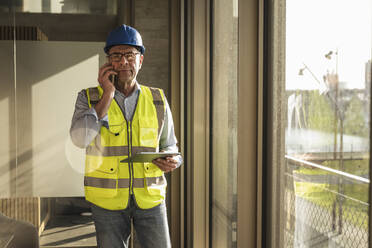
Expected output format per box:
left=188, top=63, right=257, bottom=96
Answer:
left=23, top=0, right=42, bottom=12
left=0, top=97, right=10, bottom=197
left=0, top=41, right=106, bottom=197
left=30, top=49, right=103, bottom=196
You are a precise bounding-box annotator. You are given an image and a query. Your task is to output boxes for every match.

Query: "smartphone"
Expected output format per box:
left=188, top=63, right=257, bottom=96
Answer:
left=109, top=74, right=118, bottom=84
left=106, top=60, right=118, bottom=84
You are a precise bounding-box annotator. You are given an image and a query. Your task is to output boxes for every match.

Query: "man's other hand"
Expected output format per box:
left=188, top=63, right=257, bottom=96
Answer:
left=152, top=157, right=177, bottom=173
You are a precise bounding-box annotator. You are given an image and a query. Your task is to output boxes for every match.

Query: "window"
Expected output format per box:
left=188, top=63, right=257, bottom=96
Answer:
left=210, top=0, right=238, bottom=247
left=268, top=0, right=371, bottom=247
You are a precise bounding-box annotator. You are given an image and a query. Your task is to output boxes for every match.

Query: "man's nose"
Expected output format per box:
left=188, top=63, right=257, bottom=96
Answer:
left=119, top=55, right=129, bottom=65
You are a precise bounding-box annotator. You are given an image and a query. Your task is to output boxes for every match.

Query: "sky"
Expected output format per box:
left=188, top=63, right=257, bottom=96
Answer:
left=286, top=0, right=372, bottom=90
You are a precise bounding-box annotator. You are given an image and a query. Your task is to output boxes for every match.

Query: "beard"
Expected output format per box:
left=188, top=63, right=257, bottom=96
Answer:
left=114, top=72, right=137, bottom=95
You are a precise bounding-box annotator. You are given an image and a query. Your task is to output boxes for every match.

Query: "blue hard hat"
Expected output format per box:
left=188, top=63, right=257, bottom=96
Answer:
left=104, top=24, right=145, bottom=54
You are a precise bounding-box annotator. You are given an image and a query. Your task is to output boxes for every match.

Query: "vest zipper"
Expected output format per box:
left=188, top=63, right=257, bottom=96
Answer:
left=114, top=96, right=133, bottom=197
left=127, top=121, right=133, bottom=195
left=130, top=121, right=134, bottom=194
left=114, top=88, right=141, bottom=197
left=127, top=90, right=140, bottom=196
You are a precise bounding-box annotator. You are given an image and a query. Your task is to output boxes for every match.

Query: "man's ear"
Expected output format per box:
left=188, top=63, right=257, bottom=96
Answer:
left=138, top=55, right=144, bottom=69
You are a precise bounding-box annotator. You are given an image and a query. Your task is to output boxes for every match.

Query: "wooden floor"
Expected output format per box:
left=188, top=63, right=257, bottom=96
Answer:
left=39, top=214, right=97, bottom=248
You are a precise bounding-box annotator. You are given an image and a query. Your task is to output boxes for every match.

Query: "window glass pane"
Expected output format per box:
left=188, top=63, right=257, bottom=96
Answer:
left=0, top=4, right=16, bottom=201
left=0, top=0, right=118, bottom=15
left=211, top=0, right=238, bottom=247
left=15, top=41, right=104, bottom=197
left=277, top=0, right=371, bottom=247
left=0, top=2, right=105, bottom=246
left=0, top=1, right=118, bottom=44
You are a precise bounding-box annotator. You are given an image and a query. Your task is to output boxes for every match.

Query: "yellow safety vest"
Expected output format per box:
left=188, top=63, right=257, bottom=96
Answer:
left=84, top=85, right=166, bottom=210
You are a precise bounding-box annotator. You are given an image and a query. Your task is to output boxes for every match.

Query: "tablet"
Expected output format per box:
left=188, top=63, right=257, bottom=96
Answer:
left=120, top=152, right=181, bottom=163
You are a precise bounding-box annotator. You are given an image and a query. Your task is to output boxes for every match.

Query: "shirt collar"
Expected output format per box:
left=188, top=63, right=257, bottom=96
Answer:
left=115, top=81, right=141, bottom=98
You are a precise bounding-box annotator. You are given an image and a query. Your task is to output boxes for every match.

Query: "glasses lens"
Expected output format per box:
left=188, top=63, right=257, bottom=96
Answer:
left=109, top=52, right=139, bottom=62
left=125, top=53, right=137, bottom=61
left=109, top=54, right=121, bottom=62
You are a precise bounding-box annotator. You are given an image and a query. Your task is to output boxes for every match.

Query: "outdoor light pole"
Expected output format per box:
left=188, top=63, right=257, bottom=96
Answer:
left=325, top=49, right=344, bottom=234
left=300, top=50, right=344, bottom=234
left=325, top=50, right=339, bottom=160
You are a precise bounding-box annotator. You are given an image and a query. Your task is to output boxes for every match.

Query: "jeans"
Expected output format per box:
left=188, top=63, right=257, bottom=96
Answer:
left=90, top=195, right=171, bottom=248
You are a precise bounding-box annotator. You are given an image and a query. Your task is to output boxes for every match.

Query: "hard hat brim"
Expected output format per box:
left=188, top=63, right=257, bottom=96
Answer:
left=104, top=44, right=145, bottom=54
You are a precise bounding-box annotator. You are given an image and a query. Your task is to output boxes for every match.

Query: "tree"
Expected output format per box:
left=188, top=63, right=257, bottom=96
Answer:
left=344, top=95, right=368, bottom=137
left=307, top=90, right=335, bottom=133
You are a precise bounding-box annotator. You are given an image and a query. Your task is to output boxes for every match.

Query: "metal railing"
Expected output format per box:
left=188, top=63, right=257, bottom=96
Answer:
left=284, top=155, right=369, bottom=248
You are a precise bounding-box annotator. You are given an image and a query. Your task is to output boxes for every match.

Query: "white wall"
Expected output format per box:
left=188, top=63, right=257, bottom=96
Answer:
left=0, top=40, right=105, bottom=197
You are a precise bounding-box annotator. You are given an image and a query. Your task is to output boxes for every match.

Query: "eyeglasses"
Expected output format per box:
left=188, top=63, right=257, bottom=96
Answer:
left=108, top=52, right=140, bottom=62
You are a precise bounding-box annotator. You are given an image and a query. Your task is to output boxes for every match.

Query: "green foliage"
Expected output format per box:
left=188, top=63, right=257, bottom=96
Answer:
left=344, top=95, right=368, bottom=137
left=307, top=91, right=336, bottom=133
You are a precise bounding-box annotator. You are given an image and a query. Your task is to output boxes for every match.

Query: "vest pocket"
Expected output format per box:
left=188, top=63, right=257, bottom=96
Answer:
left=85, top=157, right=118, bottom=174
left=100, top=126, right=125, bottom=147
left=139, top=118, right=158, bottom=147
left=85, top=185, right=118, bottom=198
left=108, top=122, right=125, bottom=134
left=143, top=162, right=162, bottom=175
left=143, top=163, right=166, bottom=196
left=85, top=158, right=119, bottom=199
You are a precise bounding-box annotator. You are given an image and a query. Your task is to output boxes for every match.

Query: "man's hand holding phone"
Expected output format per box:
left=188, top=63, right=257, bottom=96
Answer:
left=98, top=62, right=117, bottom=98
left=94, top=63, right=118, bottom=119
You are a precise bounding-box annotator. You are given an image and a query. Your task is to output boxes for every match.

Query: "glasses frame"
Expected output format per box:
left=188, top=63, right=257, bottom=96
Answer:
left=107, top=51, right=141, bottom=62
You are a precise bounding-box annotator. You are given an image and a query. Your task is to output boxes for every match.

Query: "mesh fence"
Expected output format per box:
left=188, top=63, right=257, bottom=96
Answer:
left=284, top=172, right=369, bottom=248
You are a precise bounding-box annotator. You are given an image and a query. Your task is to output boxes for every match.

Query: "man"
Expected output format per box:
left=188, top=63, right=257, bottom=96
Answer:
left=70, top=24, right=182, bottom=248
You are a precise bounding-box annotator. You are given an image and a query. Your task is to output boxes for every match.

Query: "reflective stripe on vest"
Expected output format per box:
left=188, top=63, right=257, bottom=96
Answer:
left=86, top=145, right=129, bottom=156
left=132, top=146, right=156, bottom=154
left=84, top=177, right=130, bottom=188
left=146, top=176, right=166, bottom=187
left=149, top=87, right=165, bottom=136
left=86, top=143, right=155, bottom=156
left=84, top=176, right=164, bottom=188
left=84, top=177, right=118, bottom=189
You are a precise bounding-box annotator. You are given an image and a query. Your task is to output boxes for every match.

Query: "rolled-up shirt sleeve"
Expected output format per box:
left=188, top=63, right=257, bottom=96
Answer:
left=70, top=90, right=108, bottom=149
left=159, top=96, right=183, bottom=168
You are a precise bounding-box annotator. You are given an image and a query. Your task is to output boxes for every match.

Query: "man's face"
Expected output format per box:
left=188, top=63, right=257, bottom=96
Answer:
left=107, top=45, right=144, bottom=84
